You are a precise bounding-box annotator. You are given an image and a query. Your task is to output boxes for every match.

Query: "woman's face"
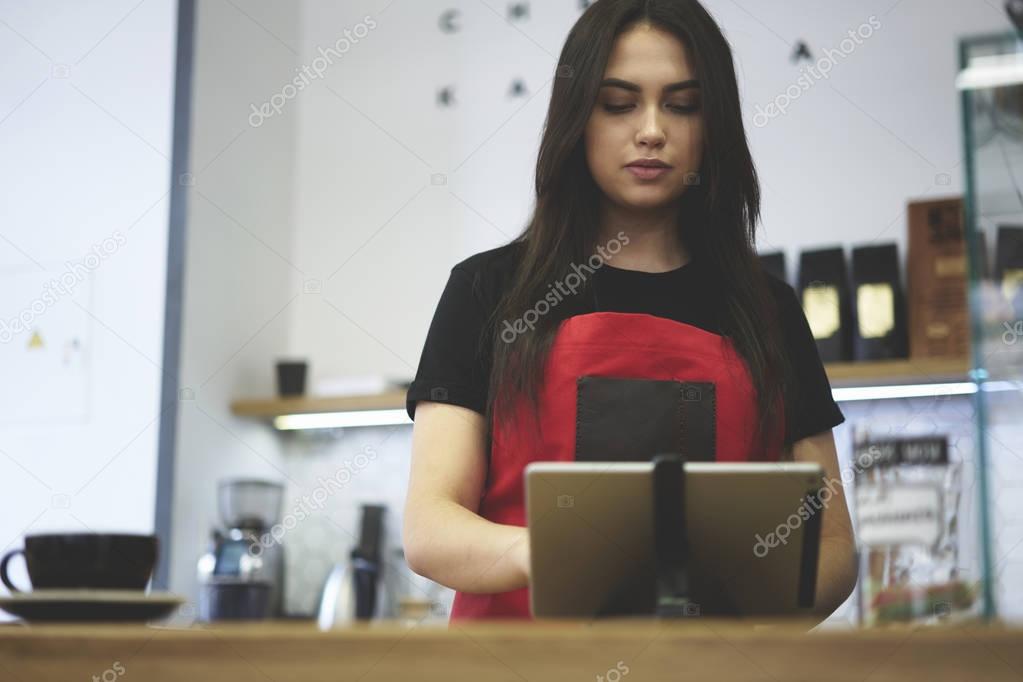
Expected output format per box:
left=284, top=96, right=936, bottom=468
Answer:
left=584, top=23, right=704, bottom=212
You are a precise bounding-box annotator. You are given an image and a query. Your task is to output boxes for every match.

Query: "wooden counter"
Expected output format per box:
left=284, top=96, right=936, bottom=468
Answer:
left=0, top=618, right=1021, bottom=681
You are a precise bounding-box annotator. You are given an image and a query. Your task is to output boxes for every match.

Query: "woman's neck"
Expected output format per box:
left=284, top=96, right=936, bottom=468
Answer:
left=595, top=201, right=690, bottom=273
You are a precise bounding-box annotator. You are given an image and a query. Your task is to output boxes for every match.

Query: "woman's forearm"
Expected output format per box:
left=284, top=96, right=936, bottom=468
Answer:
left=812, top=536, right=859, bottom=618
left=404, top=497, right=529, bottom=594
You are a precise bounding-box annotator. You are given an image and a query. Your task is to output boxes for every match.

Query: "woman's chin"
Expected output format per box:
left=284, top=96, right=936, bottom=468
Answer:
left=614, top=189, right=681, bottom=212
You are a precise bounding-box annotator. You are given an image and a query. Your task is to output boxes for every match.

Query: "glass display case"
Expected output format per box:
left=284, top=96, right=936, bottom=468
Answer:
left=847, top=30, right=1023, bottom=628
left=958, top=30, right=1023, bottom=623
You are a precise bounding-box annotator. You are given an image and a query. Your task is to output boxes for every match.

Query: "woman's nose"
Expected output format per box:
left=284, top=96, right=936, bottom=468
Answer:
left=636, top=107, right=667, bottom=147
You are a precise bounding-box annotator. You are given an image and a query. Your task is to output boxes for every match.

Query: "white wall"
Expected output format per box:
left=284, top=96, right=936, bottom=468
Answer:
left=164, top=0, right=302, bottom=607
left=285, top=0, right=1008, bottom=382
left=0, top=0, right=177, bottom=610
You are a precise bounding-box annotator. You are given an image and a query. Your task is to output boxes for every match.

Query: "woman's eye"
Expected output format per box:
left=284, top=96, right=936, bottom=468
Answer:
left=602, top=103, right=700, bottom=114
left=669, top=103, right=700, bottom=114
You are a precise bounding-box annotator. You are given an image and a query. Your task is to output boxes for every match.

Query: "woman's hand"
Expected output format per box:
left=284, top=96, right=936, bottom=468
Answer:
left=790, top=430, right=858, bottom=619
left=511, top=527, right=531, bottom=584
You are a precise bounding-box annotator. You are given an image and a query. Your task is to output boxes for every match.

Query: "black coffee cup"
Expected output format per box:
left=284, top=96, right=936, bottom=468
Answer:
left=0, top=532, right=158, bottom=593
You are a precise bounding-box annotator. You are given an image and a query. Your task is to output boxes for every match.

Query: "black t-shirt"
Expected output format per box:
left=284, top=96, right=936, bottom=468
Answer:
left=407, top=241, right=844, bottom=447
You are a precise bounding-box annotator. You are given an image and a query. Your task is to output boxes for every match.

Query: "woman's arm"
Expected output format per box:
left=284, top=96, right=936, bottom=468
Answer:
left=788, top=430, right=859, bottom=619
left=402, top=401, right=530, bottom=594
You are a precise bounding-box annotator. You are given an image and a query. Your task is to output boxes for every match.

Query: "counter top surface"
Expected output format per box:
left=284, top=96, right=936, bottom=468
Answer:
left=1, top=618, right=1021, bottom=681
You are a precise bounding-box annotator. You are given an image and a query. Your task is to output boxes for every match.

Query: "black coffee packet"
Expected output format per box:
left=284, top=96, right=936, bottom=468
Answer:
left=851, top=243, right=908, bottom=360
left=798, top=247, right=852, bottom=362
left=996, top=225, right=1023, bottom=317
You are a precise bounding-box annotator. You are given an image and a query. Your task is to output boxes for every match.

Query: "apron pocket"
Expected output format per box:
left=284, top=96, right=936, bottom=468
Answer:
left=575, top=376, right=715, bottom=462
left=680, top=381, right=716, bottom=462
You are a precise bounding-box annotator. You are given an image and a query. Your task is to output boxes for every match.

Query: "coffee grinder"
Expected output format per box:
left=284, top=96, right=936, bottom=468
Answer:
left=197, top=479, right=286, bottom=620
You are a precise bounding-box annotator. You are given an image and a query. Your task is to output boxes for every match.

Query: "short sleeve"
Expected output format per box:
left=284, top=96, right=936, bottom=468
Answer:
left=774, top=280, right=846, bottom=445
left=406, top=266, right=491, bottom=420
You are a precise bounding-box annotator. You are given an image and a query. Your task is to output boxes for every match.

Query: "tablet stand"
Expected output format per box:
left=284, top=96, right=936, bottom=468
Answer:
left=652, top=454, right=696, bottom=618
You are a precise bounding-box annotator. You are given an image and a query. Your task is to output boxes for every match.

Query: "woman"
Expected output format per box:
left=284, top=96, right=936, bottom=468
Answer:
left=402, top=0, right=857, bottom=622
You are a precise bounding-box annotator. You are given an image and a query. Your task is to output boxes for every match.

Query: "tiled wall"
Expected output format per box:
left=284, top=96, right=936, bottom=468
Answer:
left=279, top=424, right=453, bottom=619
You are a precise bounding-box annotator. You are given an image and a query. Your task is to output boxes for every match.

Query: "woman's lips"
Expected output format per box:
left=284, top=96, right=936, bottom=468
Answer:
left=626, top=165, right=671, bottom=180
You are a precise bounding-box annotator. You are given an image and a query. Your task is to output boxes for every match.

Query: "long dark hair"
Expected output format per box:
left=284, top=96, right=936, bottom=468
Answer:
left=483, top=0, right=791, bottom=452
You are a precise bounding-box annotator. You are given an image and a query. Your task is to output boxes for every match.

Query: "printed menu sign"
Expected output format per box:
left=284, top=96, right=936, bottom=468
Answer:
left=855, top=484, right=943, bottom=547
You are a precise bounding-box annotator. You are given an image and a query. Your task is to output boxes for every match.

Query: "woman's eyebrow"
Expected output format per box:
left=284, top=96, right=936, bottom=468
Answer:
left=599, top=78, right=700, bottom=93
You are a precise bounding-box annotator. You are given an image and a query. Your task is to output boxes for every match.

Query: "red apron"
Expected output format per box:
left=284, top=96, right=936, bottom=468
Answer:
left=449, top=311, right=785, bottom=621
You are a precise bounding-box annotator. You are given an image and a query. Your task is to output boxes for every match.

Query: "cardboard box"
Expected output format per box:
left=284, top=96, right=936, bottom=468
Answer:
left=907, top=197, right=970, bottom=360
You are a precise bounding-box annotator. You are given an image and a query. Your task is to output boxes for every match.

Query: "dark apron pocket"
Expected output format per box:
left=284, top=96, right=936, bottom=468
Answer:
left=575, top=375, right=716, bottom=462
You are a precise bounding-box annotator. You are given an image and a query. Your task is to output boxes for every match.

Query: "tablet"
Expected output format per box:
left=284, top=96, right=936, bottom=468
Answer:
left=525, top=461, right=826, bottom=618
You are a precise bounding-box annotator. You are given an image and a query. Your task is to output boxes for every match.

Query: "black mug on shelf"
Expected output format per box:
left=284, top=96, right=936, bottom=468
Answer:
left=275, top=360, right=308, bottom=397
left=0, top=532, right=158, bottom=593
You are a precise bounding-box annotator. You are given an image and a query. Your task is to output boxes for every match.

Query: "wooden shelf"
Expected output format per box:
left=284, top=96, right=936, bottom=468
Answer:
left=230, top=389, right=408, bottom=418
left=230, top=358, right=973, bottom=424
left=824, top=357, right=971, bottom=388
